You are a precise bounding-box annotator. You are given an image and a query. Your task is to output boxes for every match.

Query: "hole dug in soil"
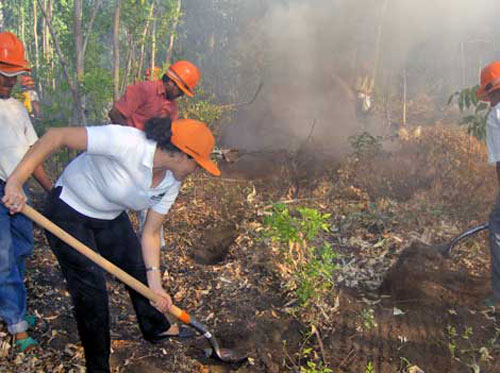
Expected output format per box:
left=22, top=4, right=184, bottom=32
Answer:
left=190, top=223, right=238, bottom=265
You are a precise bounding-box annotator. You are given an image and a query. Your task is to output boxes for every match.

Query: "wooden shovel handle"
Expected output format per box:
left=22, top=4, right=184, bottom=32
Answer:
left=22, top=204, right=191, bottom=324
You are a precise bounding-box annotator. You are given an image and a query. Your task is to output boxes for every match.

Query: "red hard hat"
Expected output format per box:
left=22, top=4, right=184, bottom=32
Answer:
left=166, top=60, right=201, bottom=97
left=477, top=61, right=500, bottom=102
left=0, top=32, right=30, bottom=76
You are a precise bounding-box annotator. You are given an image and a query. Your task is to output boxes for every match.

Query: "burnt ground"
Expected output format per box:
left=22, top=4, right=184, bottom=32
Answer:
left=2, top=127, right=500, bottom=372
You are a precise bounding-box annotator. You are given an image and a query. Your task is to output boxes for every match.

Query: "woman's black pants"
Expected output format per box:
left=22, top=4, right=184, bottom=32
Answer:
left=44, top=187, right=170, bottom=373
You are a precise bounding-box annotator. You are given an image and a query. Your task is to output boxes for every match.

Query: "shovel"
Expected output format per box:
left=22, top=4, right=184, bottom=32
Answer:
left=22, top=204, right=247, bottom=364
left=445, top=222, right=489, bottom=257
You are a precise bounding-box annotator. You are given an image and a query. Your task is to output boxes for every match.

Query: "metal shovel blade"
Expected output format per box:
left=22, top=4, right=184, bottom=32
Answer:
left=446, top=222, right=489, bottom=256
left=204, top=347, right=248, bottom=364
left=190, top=319, right=247, bottom=364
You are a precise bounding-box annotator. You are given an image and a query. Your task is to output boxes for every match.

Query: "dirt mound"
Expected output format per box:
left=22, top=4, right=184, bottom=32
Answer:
left=343, top=125, right=495, bottom=207
left=379, top=242, right=488, bottom=307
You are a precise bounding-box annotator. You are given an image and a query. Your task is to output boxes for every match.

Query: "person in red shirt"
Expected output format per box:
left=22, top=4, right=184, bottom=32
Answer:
left=108, top=60, right=201, bottom=130
left=109, top=61, right=201, bottom=246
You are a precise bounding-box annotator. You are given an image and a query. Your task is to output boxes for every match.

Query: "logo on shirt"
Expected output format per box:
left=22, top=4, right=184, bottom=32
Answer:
left=150, top=192, right=166, bottom=202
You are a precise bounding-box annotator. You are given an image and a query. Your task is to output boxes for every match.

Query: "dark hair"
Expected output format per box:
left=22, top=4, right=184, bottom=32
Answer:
left=144, top=116, right=182, bottom=153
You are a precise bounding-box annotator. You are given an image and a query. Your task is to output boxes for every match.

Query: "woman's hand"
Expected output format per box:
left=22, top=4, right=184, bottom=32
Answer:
left=2, top=179, right=27, bottom=214
left=150, top=284, right=173, bottom=314
left=147, top=269, right=172, bottom=313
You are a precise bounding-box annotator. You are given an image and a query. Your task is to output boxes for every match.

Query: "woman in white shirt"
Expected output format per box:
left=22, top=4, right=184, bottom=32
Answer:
left=3, top=117, right=220, bottom=373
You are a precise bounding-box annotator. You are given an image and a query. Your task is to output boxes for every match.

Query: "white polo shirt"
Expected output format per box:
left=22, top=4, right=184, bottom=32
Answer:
left=56, top=125, right=181, bottom=220
left=487, top=104, right=500, bottom=164
left=0, top=98, right=38, bottom=182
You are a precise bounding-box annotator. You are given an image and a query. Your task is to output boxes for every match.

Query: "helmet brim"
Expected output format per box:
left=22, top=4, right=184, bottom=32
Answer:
left=477, top=81, right=500, bottom=102
left=193, top=155, right=221, bottom=176
left=0, top=69, right=29, bottom=77
left=166, top=70, right=195, bottom=97
left=0, top=62, right=30, bottom=77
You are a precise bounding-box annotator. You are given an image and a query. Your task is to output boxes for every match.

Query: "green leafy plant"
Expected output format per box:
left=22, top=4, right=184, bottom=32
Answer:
left=296, top=243, right=338, bottom=306
left=359, top=307, right=378, bottom=331
left=264, top=203, right=331, bottom=244
left=349, top=131, right=382, bottom=157
left=263, top=204, right=337, bottom=307
left=365, top=361, right=374, bottom=373
left=82, top=68, right=114, bottom=123
left=462, top=326, right=473, bottom=340
left=448, top=85, right=490, bottom=140
left=297, top=207, right=332, bottom=241
left=300, top=361, right=333, bottom=373
left=264, top=203, right=301, bottom=243
left=299, top=347, right=333, bottom=373
left=447, top=324, right=458, bottom=358
left=178, top=87, right=226, bottom=125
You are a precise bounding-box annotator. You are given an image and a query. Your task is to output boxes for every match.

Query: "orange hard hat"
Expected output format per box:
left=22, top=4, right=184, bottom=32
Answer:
left=165, top=60, right=201, bottom=97
left=171, top=119, right=220, bottom=176
left=0, top=32, right=30, bottom=76
left=477, top=61, right=500, bottom=102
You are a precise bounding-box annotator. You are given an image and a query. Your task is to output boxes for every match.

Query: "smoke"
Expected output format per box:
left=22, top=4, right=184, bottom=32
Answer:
left=220, top=1, right=368, bottom=158
left=182, top=0, right=500, bottom=157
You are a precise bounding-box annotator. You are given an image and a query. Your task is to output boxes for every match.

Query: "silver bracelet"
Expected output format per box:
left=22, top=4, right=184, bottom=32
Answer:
left=146, top=266, right=161, bottom=272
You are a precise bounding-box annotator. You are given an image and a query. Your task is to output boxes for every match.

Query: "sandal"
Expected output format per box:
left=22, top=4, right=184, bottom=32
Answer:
left=24, top=315, right=36, bottom=329
left=14, top=336, right=38, bottom=353
left=157, top=324, right=196, bottom=340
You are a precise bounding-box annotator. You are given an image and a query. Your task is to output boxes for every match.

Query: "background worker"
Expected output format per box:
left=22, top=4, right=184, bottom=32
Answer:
left=19, top=75, right=42, bottom=120
left=3, top=117, right=220, bottom=373
left=477, top=61, right=500, bottom=309
left=108, top=60, right=201, bottom=246
left=145, top=66, right=162, bottom=81
left=109, top=60, right=201, bottom=130
left=0, top=32, right=52, bottom=353
left=354, top=62, right=375, bottom=117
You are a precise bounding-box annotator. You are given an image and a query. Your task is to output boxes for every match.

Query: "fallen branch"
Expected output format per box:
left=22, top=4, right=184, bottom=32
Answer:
left=218, top=81, right=263, bottom=109
left=311, top=324, right=328, bottom=366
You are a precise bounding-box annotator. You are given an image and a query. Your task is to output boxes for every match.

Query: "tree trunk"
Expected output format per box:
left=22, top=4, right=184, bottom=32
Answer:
left=74, top=0, right=86, bottom=125
left=150, top=16, right=156, bottom=74
left=20, top=2, right=25, bottom=48
left=137, top=2, right=155, bottom=81
left=82, top=0, right=103, bottom=58
left=120, top=32, right=134, bottom=94
left=402, top=68, right=407, bottom=127
left=42, top=0, right=49, bottom=59
left=37, top=0, right=83, bottom=124
left=42, top=0, right=55, bottom=89
left=74, top=0, right=84, bottom=80
left=33, top=0, right=40, bottom=74
left=0, top=1, right=4, bottom=30
left=166, top=0, right=182, bottom=65
left=372, top=0, right=389, bottom=88
left=113, top=0, right=121, bottom=100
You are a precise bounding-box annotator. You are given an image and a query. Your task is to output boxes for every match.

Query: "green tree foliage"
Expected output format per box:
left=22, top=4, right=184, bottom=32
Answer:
left=448, top=85, right=490, bottom=141
left=1, top=0, right=218, bottom=127
left=349, top=131, right=383, bottom=157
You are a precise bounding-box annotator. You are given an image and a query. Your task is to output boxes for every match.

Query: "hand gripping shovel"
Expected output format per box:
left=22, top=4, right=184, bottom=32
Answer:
left=22, top=205, right=247, bottom=364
